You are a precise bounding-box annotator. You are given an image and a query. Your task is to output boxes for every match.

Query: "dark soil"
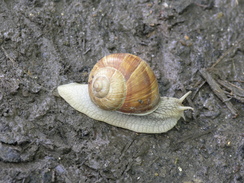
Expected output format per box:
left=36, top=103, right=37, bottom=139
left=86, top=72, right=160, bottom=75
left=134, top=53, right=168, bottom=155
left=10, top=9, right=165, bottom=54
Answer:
left=0, top=0, right=243, bottom=182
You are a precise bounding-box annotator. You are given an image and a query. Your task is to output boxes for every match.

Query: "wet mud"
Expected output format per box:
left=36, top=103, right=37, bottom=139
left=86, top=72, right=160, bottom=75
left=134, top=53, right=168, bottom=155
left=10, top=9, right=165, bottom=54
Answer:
left=0, top=0, right=243, bottom=182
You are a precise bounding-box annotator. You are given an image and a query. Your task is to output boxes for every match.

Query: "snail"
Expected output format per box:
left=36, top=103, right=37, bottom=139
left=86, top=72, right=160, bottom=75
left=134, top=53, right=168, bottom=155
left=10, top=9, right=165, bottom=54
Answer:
left=57, top=53, right=194, bottom=133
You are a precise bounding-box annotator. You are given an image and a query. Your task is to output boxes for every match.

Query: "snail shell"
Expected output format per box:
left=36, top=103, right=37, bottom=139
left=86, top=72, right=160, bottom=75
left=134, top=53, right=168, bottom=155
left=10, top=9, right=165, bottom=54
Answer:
left=88, top=53, right=159, bottom=114
left=57, top=53, right=194, bottom=133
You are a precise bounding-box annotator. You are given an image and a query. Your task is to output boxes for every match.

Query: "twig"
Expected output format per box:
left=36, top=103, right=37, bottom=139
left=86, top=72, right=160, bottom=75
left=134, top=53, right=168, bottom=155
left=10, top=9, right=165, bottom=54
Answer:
left=217, top=79, right=244, bottom=102
left=1, top=46, right=16, bottom=66
left=211, top=39, right=244, bottom=68
left=170, top=126, right=216, bottom=151
left=192, top=79, right=206, bottom=100
left=200, top=68, right=238, bottom=117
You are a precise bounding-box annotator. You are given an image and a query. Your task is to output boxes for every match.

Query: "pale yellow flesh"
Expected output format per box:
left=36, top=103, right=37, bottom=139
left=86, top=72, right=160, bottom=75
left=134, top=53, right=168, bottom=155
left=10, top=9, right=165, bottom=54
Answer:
left=57, top=83, right=193, bottom=133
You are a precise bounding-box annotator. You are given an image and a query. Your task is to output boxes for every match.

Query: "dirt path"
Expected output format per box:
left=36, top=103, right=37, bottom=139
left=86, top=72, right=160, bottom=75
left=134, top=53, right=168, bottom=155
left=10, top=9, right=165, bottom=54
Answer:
left=0, top=0, right=243, bottom=182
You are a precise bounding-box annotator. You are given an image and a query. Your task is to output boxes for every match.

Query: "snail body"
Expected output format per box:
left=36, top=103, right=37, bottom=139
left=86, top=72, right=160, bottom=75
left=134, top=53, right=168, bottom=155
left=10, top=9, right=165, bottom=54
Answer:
left=58, top=53, right=193, bottom=133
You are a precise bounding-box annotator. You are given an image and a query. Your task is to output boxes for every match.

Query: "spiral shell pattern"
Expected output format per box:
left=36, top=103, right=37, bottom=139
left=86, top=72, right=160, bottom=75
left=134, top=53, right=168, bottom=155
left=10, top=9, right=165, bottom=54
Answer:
left=88, top=53, right=160, bottom=114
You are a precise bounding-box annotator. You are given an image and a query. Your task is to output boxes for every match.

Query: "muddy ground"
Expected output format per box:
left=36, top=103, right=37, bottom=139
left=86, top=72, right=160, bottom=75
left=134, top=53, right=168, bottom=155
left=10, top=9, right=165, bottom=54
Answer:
left=0, top=0, right=243, bottom=182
